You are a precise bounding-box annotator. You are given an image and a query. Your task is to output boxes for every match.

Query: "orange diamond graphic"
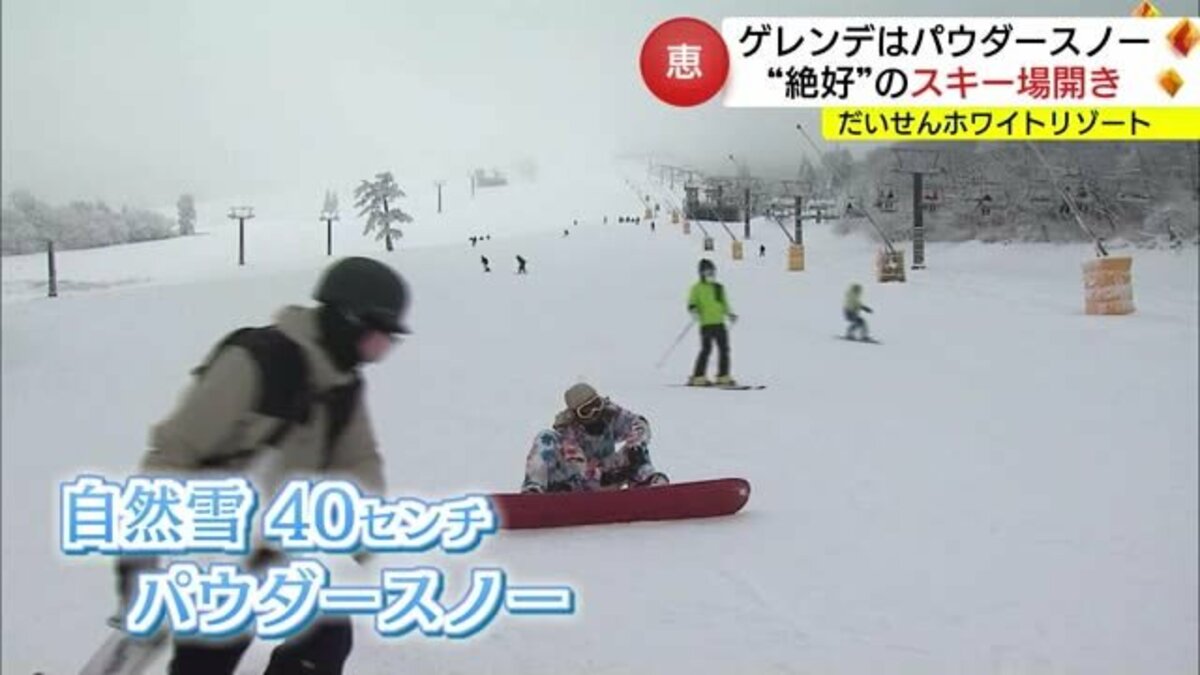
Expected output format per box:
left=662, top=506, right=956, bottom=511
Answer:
left=1167, top=18, right=1199, bottom=57
left=1131, top=0, right=1160, bottom=17
left=1159, top=68, right=1184, bottom=97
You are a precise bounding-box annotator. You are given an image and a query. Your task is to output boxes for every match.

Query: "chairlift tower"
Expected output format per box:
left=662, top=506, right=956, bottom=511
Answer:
left=892, top=148, right=943, bottom=270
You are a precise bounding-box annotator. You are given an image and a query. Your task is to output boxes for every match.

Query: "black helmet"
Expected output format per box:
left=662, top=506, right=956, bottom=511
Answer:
left=314, top=257, right=410, bottom=334
left=698, top=258, right=716, bottom=275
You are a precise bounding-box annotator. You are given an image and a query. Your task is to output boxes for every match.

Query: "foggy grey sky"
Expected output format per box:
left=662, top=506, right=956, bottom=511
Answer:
left=2, top=0, right=1194, bottom=205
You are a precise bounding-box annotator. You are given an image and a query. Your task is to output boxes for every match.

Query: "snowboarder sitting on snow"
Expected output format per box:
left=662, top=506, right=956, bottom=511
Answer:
left=688, top=258, right=738, bottom=387
left=844, top=283, right=873, bottom=341
left=521, top=383, right=669, bottom=493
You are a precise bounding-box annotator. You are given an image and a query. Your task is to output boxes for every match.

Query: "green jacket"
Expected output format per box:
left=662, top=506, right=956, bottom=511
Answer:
left=844, top=287, right=868, bottom=313
left=688, top=280, right=731, bottom=326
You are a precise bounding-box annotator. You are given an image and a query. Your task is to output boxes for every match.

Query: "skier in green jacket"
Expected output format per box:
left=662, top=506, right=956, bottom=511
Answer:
left=688, top=259, right=738, bottom=386
left=844, top=283, right=874, bottom=341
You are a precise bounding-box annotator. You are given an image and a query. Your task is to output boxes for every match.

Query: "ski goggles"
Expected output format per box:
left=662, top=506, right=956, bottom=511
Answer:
left=574, top=396, right=605, bottom=420
left=365, top=319, right=405, bottom=342
left=348, top=309, right=407, bottom=338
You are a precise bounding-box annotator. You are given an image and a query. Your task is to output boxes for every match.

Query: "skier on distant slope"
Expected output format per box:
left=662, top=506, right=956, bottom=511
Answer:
left=521, top=383, right=669, bottom=493
left=843, top=282, right=874, bottom=341
left=688, top=258, right=738, bottom=387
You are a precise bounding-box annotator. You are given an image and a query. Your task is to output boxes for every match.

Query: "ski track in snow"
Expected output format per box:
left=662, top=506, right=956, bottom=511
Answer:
left=2, top=163, right=1197, bottom=674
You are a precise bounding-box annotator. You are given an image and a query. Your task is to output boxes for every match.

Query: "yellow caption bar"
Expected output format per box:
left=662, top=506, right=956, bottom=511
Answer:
left=821, top=107, right=1200, bottom=141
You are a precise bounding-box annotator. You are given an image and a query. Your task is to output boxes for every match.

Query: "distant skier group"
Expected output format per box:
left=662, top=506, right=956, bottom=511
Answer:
left=479, top=255, right=528, bottom=274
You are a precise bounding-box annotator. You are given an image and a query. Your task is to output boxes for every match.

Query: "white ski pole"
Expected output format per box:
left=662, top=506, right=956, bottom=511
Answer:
left=655, top=319, right=696, bottom=369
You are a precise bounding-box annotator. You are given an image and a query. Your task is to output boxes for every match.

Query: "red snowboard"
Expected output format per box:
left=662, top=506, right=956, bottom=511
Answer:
left=490, top=478, right=751, bottom=530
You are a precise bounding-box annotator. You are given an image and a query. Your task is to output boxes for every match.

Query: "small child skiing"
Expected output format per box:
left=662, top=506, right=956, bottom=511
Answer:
left=843, top=283, right=874, bottom=341
left=516, top=255, right=528, bottom=274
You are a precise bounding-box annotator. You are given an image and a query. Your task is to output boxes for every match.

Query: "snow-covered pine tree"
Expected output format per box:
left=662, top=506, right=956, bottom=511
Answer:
left=177, top=194, right=196, bottom=235
left=322, top=189, right=339, bottom=217
left=353, top=172, right=411, bottom=252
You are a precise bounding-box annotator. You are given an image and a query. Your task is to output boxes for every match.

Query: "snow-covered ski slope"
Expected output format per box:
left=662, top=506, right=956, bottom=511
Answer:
left=3, top=162, right=1197, bottom=674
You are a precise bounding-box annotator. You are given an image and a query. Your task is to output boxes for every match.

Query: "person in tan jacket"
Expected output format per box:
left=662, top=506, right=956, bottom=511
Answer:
left=119, top=256, right=409, bottom=675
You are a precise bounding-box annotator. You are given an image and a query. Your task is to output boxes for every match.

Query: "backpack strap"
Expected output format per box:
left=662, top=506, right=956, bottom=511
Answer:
left=192, top=327, right=310, bottom=464
left=226, top=327, right=310, bottom=424
left=192, top=326, right=362, bottom=469
left=315, top=375, right=363, bottom=469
